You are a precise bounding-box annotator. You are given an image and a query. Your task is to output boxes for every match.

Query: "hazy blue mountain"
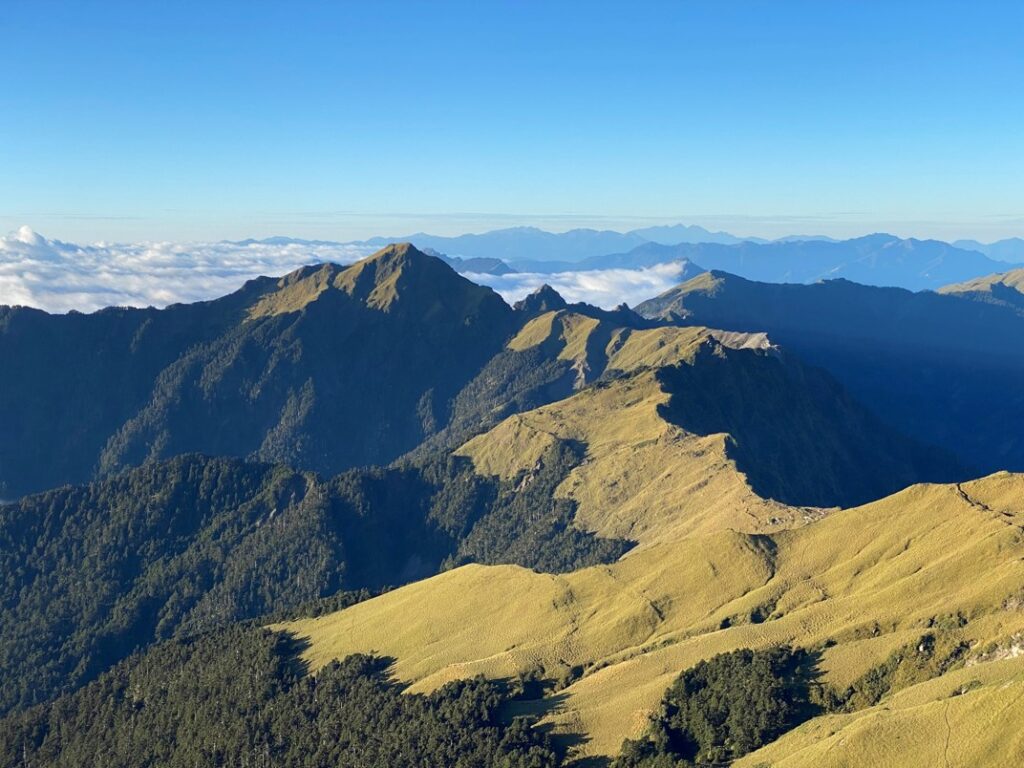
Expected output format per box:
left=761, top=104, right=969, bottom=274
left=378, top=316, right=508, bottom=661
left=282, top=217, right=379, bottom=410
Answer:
left=953, top=237, right=1024, bottom=263
left=420, top=247, right=516, bottom=275
left=228, top=236, right=347, bottom=247
left=636, top=270, right=1024, bottom=473
left=361, top=226, right=650, bottom=263
left=626, top=223, right=754, bottom=245
left=228, top=231, right=1021, bottom=291
left=582, top=234, right=1011, bottom=290
left=772, top=234, right=840, bottom=243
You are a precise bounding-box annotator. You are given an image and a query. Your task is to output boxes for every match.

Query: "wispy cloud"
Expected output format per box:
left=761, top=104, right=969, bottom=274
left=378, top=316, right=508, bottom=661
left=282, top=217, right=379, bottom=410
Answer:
left=466, top=262, right=690, bottom=308
left=0, top=227, right=376, bottom=314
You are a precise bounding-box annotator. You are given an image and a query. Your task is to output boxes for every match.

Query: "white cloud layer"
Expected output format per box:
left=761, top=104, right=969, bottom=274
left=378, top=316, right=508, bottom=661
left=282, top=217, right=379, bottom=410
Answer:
left=0, top=227, right=377, bottom=314
left=0, top=227, right=688, bottom=313
left=466, top=261, right=691, bottom=309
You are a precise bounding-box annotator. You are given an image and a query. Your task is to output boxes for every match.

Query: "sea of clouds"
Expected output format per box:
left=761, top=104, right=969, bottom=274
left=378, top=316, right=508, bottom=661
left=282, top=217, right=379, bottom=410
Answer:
left=0, top=226, right=688, bottom=313
left=0, top=227, right=377, bottom=314
left=466, top=262, right=690, bottom=308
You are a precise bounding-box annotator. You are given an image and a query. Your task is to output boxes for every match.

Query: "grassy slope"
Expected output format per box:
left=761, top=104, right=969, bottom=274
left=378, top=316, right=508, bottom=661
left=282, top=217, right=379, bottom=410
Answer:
left=458, top=321, right=803, bottom=546
left=939, top=266, right=1024, bottom=296
left=736, top=656, right=1024, bottom=767
left=635, top=270, right=1024, bottom=477
left=277, top=320, right=1019, bottom=763
left=280, top=472, right=1024, bottom=763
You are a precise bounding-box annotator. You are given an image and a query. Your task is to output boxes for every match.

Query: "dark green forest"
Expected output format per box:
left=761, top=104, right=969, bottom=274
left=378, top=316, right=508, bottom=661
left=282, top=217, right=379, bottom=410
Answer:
left=614, top=647, right=821, bottom=767
left=0, top=632, right=844, bottom=768
left=0, top=448, right=630, bottom=716
left=0, top=626, right=559, bottom=768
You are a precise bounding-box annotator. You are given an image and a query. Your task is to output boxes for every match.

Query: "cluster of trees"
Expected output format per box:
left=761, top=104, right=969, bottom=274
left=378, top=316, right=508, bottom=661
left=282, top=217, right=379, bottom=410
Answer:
left=612, top=635, right=973, bottom=767
left=419, top=345, right=578, bottom=455
left=0, top=626, right=559, bottom=768
left=614, top=647, right=821, bottom=766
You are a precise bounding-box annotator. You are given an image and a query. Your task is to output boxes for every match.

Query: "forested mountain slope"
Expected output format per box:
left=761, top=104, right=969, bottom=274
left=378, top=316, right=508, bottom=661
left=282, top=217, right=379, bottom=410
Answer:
left=0, top=447, right=633, bottom=716
left=0, top=244, right=515, bottom=497
left=0, top=254, right=1004, bottom=767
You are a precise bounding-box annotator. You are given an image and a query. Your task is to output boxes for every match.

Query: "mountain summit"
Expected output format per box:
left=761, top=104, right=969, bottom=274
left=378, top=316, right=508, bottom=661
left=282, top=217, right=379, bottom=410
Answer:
left=513, top=284, right=569, bottom=317
left=248, top=242, right=504, bottom=317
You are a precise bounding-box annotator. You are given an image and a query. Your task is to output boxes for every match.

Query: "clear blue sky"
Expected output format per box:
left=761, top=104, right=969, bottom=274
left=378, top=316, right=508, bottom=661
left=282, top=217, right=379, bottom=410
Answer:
left=2, top=1, right=1022, bottom=242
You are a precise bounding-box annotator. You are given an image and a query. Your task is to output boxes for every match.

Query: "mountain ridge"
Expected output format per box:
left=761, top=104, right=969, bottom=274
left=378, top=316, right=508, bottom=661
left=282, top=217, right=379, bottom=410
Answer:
left=636, top=269, right=1024, bottom=473
left=569, top=234, right=1015, bottom=290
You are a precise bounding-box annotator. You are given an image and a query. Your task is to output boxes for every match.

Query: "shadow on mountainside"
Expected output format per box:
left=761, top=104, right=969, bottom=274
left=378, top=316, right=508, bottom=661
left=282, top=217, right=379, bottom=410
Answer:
left=655, top=342, right=968, bottom=508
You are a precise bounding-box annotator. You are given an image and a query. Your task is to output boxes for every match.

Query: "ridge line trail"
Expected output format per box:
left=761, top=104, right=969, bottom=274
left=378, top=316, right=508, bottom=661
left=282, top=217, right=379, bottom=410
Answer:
left=943, top=700, right=952, bottom=768
left=954, top=483, right=995, bottom=514
left=953, top=483, right=1023, bottom=532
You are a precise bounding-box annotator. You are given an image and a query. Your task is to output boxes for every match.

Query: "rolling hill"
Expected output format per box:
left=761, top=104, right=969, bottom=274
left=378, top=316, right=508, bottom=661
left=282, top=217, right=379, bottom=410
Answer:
left=279, top=470, right=1024, bottom=765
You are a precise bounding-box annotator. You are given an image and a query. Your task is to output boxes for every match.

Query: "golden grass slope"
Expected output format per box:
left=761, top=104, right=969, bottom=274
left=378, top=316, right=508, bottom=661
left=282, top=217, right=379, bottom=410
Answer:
left=460, top=322, right=808, bottom=546
left=735, top=656, right=1024, bottom=767
left=940, top=267, right=1024, bottom=296
left=278, top=472, right=1024, bottom=764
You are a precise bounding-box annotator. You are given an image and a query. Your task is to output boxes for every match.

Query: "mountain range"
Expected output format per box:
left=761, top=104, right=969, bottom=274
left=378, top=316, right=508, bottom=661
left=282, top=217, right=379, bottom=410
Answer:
left=244, top=228, right=1022, bottom=294
left=0, top=244, right=517, bottom=498
left=357, top=223, right=748, bottom=263
left=2, top=243, right=1023, bottom=766
left=356, top=225, right=1024, bottom=266
left=515, top=234, right=1016, bottom=291
left=953, top=237, right=1024, bottom=263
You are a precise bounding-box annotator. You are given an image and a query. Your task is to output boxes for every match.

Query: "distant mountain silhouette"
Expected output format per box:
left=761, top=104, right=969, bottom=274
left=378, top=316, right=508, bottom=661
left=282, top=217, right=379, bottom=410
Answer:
left=361, top=226, right=651, bottom=263
left=229, top=229, right=1019, bottom=293
left=953, top=237, right=1024, bottom=263
left=420, top=247, right=516, bottom=275
left=570, top=234, right=1013, bottom=290
left=627, top=223, right=752, bottom=245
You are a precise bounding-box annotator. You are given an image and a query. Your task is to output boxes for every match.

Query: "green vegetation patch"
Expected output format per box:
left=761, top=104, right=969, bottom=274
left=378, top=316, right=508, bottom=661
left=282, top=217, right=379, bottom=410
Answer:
left=614, top=647, right=821, bottom=766
left=444, top=439, right=635, bottom=573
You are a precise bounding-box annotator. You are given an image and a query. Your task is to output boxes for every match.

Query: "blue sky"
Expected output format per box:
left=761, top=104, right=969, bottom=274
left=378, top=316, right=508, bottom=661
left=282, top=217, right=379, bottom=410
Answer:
left=2, top=1, right=1022, bottom=242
